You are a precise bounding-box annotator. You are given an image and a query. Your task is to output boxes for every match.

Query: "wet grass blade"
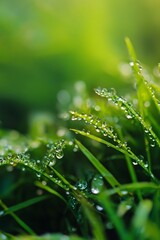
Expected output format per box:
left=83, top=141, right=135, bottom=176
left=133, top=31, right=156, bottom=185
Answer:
left=1, top=195, right=49, bottom=216
left=131, top=199, right=153, bottom=238
left=72, top=129, right=159, bottom=184
left=35, top=181, right=67, bottom=203
left=99, top=182, right=160, bottom=196
left=98, top=192, right=133, bottom=240
left=75, top=140, right=121, bottom=192
left=81, top=197, right=106, bottom=240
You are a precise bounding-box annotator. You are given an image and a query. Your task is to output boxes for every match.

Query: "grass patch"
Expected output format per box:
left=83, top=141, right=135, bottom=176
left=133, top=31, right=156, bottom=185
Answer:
left=0, top=39, right=160, bottom=239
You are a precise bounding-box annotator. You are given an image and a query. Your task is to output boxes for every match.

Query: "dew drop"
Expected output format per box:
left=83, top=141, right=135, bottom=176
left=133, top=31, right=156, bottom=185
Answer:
left=91, top=174, right=104, bottom=194
left=56, top=151, right=64, bottom=159
left=150, top=142, right=155, bottom=147
left=76, top=180, right=87, bottom=190
left=126, top=114, right=133, bottom=119
left=0, top=233, right=7, bottom=240
left=121, top=191, right=128, bottom=196
left=96, top=205, right=103, bottom=211
left=106, top=222, right=114, bottom=229
left=133, top=161, right=138, bottom=166
left=49, top=160, right=56, bottom=167
left=36, top=173, right=41, bottom=178
left=0, top=210, right=4, bottom=216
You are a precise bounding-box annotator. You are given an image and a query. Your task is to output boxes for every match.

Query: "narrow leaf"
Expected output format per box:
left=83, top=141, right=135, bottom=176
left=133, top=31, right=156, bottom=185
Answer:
left=75, top=140, right=121, bottom=191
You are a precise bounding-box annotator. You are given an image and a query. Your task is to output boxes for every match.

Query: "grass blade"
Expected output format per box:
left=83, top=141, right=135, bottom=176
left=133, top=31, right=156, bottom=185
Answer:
left=75, top=140, right=121, bottom=192
left=0, top=200, right=35, bottom=235
left=98, top=192, right=133, bottom=240
left=35, top=181, right=67, bottom=203
left=1, top=195, right=49, bottom=216
left=72, top=129, right=159, bottom=183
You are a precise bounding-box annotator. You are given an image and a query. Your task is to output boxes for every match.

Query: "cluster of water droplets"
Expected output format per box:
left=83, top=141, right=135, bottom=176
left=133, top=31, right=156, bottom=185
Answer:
left=95, top=87, right=134, bottom=120
left=95, top=87, right=159, bottom=148
left=70, top=110, right=118, bottom=140
left=42, top=139, right=65, bottom=171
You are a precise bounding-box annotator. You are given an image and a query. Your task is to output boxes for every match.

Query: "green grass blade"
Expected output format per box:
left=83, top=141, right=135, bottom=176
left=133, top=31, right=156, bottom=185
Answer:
left=72, top=129, right=159, bottom=183
left=75, top=140, right=121, bottom=192
left=125, top=37, right=137, bottom=62
left=131, top=199, right=153, bottom=238
left=0, top=200, right=35, bottom=235
left=81, top=197, right=106, bottom=240
left=98, top=192, right=133, bottom=240
left=98, top=182, right=160, bottom=196
left=1, top=195, right=49, bottom=216
left=35, top=181, right=67, bottom=203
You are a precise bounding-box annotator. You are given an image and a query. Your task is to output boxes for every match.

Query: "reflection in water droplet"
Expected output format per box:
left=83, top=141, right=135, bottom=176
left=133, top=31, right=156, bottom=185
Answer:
left=133, top=161, right=138, bottom=166
left=91, top=174, right=104, bottom=194
left=126, top=114, right=132, bottom=119
left=96, top=205, right=103, bottom=211
left=56, top=151, right=64, bottom=159
left=76, top=180, right=88, bottom=190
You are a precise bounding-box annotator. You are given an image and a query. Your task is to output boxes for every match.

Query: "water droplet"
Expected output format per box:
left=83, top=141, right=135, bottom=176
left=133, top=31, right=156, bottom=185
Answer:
left=76, top=180, right=87, bottom=190
left=42, top=181, right=47, bottom=186
left=49, top=160, right=56, bottom=167
left=56, top=151, right=64, bottom=159
left=121, top=191, right=128, bottom=196
left=150, top=142, right=156, bottom=147
left=133, top=161, right=138, bottom=166
left=96, top=205, right=103, bottom=211
left=0, top=210, right=4, bottom=216
left=106, top=222, right=114, bottom=229
left=144, top=101, right=150, bottom=108
left=129, top=61, right=134, bottom=67
left=91, top=174, right=104, bottom=194
left=36, top=173, right=41, bottom=178
left=0, top=233, right=7, bottom=240
left=144, top=163, right=149, bottom=168
left=73, top=145, right=79, bottom=152
left=126, top=114, right=133, bottom=119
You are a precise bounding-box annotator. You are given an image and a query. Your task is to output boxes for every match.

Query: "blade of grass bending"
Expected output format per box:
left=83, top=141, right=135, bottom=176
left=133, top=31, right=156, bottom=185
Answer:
left=1, top=195, right=49, bottom=216
left=49, top=167, right=76, bottom=191
left=75, top=140, right=121, bottom=194
left=98, top=182, right=160, bottom=196
left=117, top=128, right=142, bottom=200
left=131, top=199, right=153, bottom=237
left=72, top=129, right=159, bottom=184
left=0, top=200, right=35, bottom=235
left=98, top=192, right=133, bottom=240
left=125, top=38, right=160, bottom=123
left=35, top=181, right=67, bottom=203
left=81, top=197, right=106, bottom=240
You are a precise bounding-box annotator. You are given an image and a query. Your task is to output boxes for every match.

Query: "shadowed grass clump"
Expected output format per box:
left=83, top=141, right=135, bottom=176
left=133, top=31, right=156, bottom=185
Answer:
left=0, top=39, right=160, bottom=240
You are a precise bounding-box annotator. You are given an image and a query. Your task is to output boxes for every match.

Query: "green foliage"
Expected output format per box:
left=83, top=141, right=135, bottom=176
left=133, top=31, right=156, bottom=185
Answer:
left=0, top=39, right=160, bottom=240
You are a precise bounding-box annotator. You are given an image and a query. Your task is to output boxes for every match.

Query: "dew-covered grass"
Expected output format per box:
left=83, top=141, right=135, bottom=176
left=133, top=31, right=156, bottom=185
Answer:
left=0, top=39, right=160, bottom=240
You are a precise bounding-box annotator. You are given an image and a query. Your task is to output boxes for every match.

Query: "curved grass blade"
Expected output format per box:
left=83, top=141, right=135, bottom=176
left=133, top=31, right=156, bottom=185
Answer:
left=1, top=195, right=49, bottom=216
left=72, top=129, right=159, bottom=184
left=98, top=192, right=133, bottom=240
left=35, top=181, right=67, bottom=203
left=81, top=197, right=106, bottom=240
left=98, top=182, right=160, bottom=196
left=125, top=37, right=160, bottom=114
left=0, top=200, right=35, bottom=235
left=75, top=140, right=121, bottom=195
left=131, top=199, right=153, bottom=238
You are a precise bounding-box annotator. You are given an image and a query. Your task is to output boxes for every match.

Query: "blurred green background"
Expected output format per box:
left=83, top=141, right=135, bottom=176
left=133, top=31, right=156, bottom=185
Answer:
left=0, top=0, right=160, bottom=130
